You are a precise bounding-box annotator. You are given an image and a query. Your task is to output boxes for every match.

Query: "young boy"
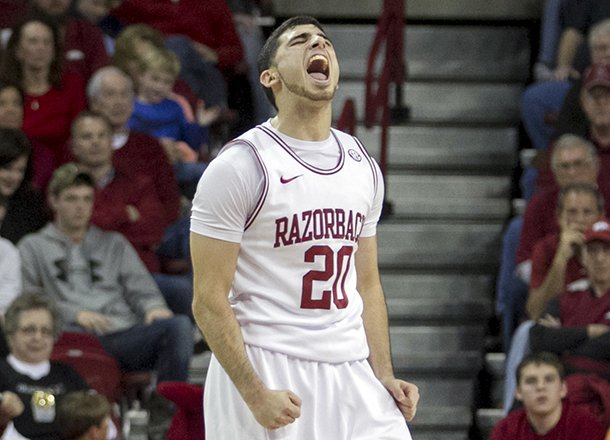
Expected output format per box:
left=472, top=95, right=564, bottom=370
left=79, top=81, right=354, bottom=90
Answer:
left=491, top=352, right=605, bottom=440
left=128, top=46, right=219, bottom=195
left=57, top=391, right=114, bottom=440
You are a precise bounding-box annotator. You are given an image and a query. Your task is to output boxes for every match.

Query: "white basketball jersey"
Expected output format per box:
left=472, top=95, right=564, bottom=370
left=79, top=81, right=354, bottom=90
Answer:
left=228, top=124, right=380, bottom=363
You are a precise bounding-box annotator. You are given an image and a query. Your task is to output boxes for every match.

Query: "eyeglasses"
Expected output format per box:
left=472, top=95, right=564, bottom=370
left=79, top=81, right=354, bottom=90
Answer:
left=554, top=159, right=593, bottom=171
left=17, top=326, right=54, bottom=337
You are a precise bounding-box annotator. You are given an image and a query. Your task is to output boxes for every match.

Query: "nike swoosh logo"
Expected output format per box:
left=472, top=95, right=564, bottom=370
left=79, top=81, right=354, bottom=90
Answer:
left=280, top=175, right=303, bottom=184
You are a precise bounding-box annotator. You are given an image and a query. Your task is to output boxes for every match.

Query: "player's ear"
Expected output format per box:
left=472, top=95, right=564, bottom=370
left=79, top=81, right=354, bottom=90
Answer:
left=260, top=69, right=279, bottom=88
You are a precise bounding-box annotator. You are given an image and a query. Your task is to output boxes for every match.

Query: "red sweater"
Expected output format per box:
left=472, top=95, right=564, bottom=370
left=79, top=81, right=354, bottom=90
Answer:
left=90, top=169, right=166, bottom=272
left=110, top=0, right=243, bottom=72
left=63, top=19, right=110, bottom=81
left=22, top=72, right=87, bottom=189
left=113, top=132, right=180, bottom=228
left=491, top=403, right=605, bottom=440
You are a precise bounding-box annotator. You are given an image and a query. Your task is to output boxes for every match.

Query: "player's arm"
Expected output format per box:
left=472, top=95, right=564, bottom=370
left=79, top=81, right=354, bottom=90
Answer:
left=356, top=235, right=419, bottom=421
left=190, top=232, right=301, bottom=429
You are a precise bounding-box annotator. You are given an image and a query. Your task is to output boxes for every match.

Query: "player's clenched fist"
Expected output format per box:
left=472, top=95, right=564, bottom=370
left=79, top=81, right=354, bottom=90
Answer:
left=383, top=378, right=420, bottom=421
left=248, top=389, right=302, bottom=430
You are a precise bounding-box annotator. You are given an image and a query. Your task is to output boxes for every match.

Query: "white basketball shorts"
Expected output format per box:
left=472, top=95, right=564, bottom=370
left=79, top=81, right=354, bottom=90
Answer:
left=203, top=344, right=413, bottom=440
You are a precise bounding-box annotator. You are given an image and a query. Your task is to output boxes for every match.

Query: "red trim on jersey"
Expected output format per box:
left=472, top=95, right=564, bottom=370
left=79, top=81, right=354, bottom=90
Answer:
left=235, top=139, right=269, bottom=231
left=353, top=136, right=379, bottom=196
left=257, top=125, right=345, bottom=175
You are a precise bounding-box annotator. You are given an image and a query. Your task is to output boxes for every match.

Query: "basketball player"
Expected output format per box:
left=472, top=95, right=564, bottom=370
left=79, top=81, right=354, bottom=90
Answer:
left=190, top=16, right=419, bottom=439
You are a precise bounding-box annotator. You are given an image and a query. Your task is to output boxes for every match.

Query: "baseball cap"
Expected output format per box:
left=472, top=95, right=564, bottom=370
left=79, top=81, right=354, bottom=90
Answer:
left=47, top=163, right=94, bottom=197
left=583, top=64, right=610, bottom=91
left=584, top=220, right=610, bottom=245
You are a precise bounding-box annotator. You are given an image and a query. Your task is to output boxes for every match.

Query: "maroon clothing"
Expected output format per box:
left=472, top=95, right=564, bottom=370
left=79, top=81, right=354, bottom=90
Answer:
left=90, top=169, right=166, bottom=272
left=517, top=187, right=560, bottom=265
left=63, top=18, right=110, bottom=81
left=530, top=233, right=587, bottom=289
left=565, top=373, right=610, bottom=428
left=22, top=72, right=87, bottom=189
left=491, top=403, right=605, bottom=440
left=531, top=288, right=610, bottom=379
left=560, top=288, right=610, bottom=327
left=0, top=0, right=27, bottom=27
left=112, top=132, right=180, bottom=228
left=110, top=0, right=243, bottom=72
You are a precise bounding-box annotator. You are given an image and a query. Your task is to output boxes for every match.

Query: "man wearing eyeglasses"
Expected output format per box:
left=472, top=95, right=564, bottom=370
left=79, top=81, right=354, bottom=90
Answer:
left=498, top=134, right=605, bottom=350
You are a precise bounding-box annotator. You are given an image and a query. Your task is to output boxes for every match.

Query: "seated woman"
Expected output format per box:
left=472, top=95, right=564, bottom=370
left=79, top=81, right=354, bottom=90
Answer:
left=0, top=127, right=49, bottom=244
left=1, top=16, right=87, bottom=189
left=0, top=294, right=89, bottom=440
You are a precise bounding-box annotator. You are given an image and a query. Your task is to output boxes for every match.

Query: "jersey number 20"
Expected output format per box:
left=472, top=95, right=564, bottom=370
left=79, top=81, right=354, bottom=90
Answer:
left=301, top=245, right=353, bottom=309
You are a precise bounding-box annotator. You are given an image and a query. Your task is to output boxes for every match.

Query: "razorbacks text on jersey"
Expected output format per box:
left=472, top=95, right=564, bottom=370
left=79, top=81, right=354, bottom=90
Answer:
left=229, top=124, right=381, bottom=363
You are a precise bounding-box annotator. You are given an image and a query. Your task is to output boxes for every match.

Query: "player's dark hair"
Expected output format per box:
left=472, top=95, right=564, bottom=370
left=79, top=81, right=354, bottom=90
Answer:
left=257, top=16, right=325, bottom=110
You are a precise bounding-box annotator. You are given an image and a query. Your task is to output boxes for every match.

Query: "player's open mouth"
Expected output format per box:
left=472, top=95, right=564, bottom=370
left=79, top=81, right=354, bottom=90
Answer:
left=307, top=55, right=329, bottom=81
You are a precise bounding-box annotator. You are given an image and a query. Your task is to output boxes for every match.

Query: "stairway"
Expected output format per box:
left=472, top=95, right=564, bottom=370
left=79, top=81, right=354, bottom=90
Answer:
left=190, top=2, right=537, bottom=439
left=319, top=5, right=533, bottom=439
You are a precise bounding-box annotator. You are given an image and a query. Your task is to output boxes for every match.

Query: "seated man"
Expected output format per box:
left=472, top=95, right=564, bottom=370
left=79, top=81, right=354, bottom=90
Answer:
left=530, top=219, right=610, bottom=380
left=503, top=182, right=608, bottom=411
left=491, top=352, right=605, bottom=440
left=527, top=183, right=605, bottom=319
left=18, top=164, right=193, bottom=388
left=86, top=66, right=181, bottom=229
left=69, top=111, right=193, bottom=318
left=497, top=134, right=603, bottom=349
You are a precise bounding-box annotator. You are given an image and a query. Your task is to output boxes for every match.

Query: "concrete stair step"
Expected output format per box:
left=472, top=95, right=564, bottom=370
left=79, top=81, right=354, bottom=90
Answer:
left=328, top=24, right=530, bottom=82
left=358, top=125, right=518, bottom=172
left=393, top=351, right=482, bottom=375
left=377, top=221, right=503, bottom=271
left=406, top=376, right=475, bottom=407
left=486, top=352, right=507, bottom=408
left=410, top=405, right=472, bottom=430
left=334, top=80, right=523, bottom=124
left=387, top=296, right=491, bottom=323
left=476, top=408, right=504, bottom=438
left=381, top=273, right=494, bottom=301
left=390, top=325, right=485, bottom=354
left=385, top=174, right=511, bottom=220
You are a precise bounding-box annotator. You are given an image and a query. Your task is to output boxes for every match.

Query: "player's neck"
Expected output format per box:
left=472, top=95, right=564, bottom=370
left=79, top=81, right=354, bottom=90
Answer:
left=271, top=103, right=332, bottom=141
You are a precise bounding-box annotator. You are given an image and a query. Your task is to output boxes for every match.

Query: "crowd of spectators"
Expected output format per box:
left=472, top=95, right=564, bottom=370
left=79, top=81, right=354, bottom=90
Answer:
left=495, top=1, right=610, bottom=437
left=0, top=1, right=275, bottom=439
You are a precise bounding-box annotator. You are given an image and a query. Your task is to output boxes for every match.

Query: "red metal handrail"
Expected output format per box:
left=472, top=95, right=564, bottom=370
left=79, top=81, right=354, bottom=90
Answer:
left=364, top=0, right=406, bottom=179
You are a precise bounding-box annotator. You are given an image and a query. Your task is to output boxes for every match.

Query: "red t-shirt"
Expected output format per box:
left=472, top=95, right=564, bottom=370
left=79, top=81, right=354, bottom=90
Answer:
left=491, top=403, right=605, bottom=440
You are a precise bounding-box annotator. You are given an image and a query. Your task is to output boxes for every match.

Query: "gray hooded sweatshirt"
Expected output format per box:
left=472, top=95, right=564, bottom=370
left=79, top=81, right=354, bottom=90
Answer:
left=18, top=223, right=167, bottom=332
